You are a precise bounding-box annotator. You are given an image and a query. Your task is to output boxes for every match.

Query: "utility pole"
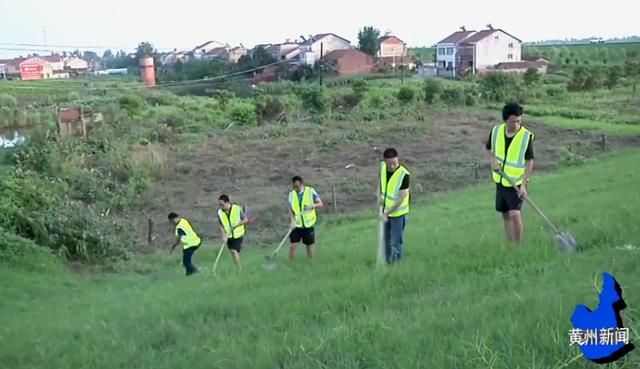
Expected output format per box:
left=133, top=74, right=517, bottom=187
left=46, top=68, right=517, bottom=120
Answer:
left=400, top=50, right=404, bottom=85
left=319, top=42, right=324, bottom=87
left=42, top=27, right=48, bottom=48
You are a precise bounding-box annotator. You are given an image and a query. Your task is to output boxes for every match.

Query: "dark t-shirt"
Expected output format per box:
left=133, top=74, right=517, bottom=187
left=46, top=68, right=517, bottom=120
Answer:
left=386, top=170, right=410, bottom=190
left=177, top=228, right=186, bottom=237
left=485, top=128, right=534, bottom=160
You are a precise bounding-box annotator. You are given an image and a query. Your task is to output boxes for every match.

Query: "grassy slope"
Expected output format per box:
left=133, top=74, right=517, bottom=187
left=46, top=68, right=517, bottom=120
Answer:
left=2, top=150, right=640, bottom=369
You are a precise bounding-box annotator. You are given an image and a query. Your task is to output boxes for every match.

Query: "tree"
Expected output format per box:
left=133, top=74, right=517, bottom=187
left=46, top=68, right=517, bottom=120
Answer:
left=103, top=49, right=113, bottom=59
left=423, top=78, right=442, bottom=104
left=567, top=66, right=590, bottom=91
left=83, top=51, right=98, bottom=60
left=174, top=59, right=184, bottom=74
left=237, top=47, right=276, bottom=76
left=253, top=46, right=275, bottom=67
left=357, top=26, right=381, bottom=57
left=136, top=41, right=156, bottom=59
left=606, top=66, right=622, bottom=89
left=523, top=68, right=541, bottom=85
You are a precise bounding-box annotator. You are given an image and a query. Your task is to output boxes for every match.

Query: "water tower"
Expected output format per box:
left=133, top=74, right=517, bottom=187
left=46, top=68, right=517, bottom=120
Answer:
left=139, top=57, right=155, bottom=87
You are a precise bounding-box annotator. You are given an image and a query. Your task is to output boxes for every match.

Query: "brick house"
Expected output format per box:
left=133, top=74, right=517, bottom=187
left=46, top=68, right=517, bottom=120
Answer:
left=323, top=49, right=375, bottom=76
left=377, top=35, right=414, bottom=70
left=378, top=35, right=407, bottom=58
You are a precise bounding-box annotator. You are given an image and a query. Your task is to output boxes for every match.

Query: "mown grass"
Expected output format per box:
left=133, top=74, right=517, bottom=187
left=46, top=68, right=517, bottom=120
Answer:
left=1, top=149, right=639, bottom=369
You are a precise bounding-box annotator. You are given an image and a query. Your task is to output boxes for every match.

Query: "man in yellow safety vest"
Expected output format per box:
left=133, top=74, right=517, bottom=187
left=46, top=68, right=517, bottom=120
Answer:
left=288, top=176, right=323, bottom=261
left=485, top=102, right=535, bottom=245
left=378, top=147, right=411, bottom=264
left=217, top=194, right=249, bottom=271
left=168, top=212, right=203, bottom=276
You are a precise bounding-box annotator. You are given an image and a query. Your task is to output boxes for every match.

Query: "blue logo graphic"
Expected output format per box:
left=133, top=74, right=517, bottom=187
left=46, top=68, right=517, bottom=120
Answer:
left=569, top=272, right=635, bottom=364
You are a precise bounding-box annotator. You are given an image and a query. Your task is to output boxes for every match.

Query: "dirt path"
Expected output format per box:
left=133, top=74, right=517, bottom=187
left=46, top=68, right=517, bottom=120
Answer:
left=136, top=110, right=640, bottom=250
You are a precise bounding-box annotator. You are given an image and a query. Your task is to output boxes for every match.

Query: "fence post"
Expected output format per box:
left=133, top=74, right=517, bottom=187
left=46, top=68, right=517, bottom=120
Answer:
left=332, top=185, right=338, bottom=213
left=148, top=218, right=153, bottom=245
left=474, top=163, right=479, bottom=180
left=601, top=134, right=607, bottom=152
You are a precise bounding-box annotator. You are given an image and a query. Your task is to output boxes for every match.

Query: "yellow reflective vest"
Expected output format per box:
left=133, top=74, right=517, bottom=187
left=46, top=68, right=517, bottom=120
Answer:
left=380, top=162, right=410, bottom=218
left=490, top=123, right=534, bottom=187
left=218, top=204, right=246, bottom=239
left=175, top=218, right=202, bottom=249
left=289, top=187, right=317, bottom=228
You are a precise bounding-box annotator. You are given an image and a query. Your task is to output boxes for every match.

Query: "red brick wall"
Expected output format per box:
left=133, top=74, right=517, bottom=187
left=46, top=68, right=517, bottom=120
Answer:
left=335, top=52, right=375, bottom=76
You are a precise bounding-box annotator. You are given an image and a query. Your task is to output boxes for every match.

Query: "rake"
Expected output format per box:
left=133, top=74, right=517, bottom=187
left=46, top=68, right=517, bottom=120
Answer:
left=264, top=226, right=295, bottom=270
left=494, top=169, right=578, bottom=252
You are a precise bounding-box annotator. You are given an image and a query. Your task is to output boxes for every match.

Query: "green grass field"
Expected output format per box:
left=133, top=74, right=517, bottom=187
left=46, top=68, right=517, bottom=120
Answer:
left=410, top=42, right=640, bottom=66
left=2, top=149, right=639, bottom=369
left=524, top=43, right=640, bottom=67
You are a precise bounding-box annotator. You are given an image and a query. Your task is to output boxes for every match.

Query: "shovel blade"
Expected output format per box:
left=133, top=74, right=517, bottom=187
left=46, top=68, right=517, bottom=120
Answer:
left=554, top=232, right=578, bottom=252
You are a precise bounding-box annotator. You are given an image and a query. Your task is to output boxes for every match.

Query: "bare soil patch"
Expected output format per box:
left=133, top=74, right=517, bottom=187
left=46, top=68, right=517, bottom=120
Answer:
left=136, top=110, right=640, bottom=249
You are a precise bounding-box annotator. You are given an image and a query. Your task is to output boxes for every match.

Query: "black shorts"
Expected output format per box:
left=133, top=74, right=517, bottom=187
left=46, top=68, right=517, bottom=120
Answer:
left=227, top=238, right=243, bottom=253
left=496, top=184, right=523, bottom=213
left=290, top=227, right=315, bottom=245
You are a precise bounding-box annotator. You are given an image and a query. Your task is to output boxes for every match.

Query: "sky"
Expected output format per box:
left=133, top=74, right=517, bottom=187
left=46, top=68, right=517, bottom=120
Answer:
left=0, top=0, right=638, bottom=58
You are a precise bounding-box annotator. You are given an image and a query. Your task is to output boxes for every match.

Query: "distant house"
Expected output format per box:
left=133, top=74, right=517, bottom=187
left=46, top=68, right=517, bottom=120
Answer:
left=299, top=33, right=352, bottom=65
left=270, top=41, right=300, bottom=61
left=64, top=56, right=89, bottom=73
left=193, top=41, right=229, bottom=59
left=160, top=50, right=188, bottom=66
left=228, top=47, right=248, bottom=64
left=0, top=58, right=24, bottom=77
left=20, top=57, right=57, bottom=79
left=323, top=49, right=375, bottom=76
left=202, top=47, right=229, bottom=60
left=491, top=60, right=549, bottom=75
left=523, top=56, right=550, bottom=65
left=41, top=55, right=65, bottom=73
left=378, top=35, right=407, bottom=58
left=435, top=28, right=477, bottom=77
left=377, top=34, right=414, bottom=69
left=436, top=25, right=522, bottom=77
left=251, top=44, right=273, bottom=57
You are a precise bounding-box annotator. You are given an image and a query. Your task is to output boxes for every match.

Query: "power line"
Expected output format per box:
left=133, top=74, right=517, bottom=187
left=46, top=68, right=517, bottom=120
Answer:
left=0, top=42, right=181, bottom=51
left=0, top=59, right=289, bottom=91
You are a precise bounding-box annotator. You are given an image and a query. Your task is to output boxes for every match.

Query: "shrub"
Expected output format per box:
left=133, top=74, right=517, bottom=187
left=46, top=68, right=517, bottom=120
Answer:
left=523, top=68, right=541, bottom=85
left=213, top=90, right=235, bottom=109
left=142, top=90, right=179, bottom=106
left=423, top=79, right=442, bottom=104
left=606, top=65, right=622, bottom=89
left=351, top=79, right=368, bottom=97
left=331, top=93, right=362, bottom=110
left=441, top=86, right=465, bottom=106
left=0, top=170, right=128, bottom=262
left=397, top=86, right=416, bottom=104
left=0, top=230, right=41, bottom=264
left=0, top=93, right=17, bottom=108
left=253, top=93, right=286, bottom=122
left=229, top=101, right=258, bottom=125
left=294, top=86, right=328, bottom=113
left=118, top=95, right=145, bottom=116
left=480, top=72, right=520, bottom=102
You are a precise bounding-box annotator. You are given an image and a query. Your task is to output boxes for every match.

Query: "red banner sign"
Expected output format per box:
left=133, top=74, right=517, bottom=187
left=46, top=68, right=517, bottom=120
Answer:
left=20, top=63, right=43, bottom=80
